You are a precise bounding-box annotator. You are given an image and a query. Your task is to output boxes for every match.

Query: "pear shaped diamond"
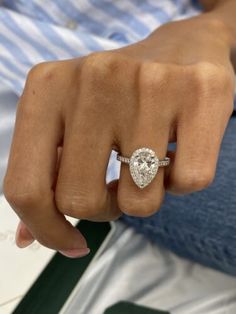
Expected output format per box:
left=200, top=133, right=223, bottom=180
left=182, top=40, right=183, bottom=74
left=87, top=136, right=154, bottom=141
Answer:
left=129, top=148, right=159, bottom=189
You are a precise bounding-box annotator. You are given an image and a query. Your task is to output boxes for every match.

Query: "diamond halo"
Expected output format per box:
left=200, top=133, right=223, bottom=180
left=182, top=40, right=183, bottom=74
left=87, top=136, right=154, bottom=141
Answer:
left=129, top=148, right=159, bottom=189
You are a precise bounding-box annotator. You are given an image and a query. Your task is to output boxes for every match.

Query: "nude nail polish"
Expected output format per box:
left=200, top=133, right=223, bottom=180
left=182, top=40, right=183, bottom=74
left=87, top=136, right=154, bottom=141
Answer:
left=15, top=224, right=35, bottom=248
left=59, top=248, right=90, bottom=258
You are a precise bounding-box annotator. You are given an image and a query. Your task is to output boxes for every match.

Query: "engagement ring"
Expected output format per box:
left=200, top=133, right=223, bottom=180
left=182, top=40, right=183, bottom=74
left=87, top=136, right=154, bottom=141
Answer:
left=117, top=147, right=170, bottom=189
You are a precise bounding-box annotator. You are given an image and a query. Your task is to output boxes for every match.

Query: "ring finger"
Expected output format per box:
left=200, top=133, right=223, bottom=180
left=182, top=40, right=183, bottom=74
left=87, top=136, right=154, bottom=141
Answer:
left=117, top=115, right=171, bottom=217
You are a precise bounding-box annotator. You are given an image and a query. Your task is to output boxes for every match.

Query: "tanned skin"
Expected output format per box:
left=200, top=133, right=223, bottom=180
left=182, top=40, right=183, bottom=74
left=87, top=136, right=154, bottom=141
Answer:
left=3, top=0, right=236, bottom=257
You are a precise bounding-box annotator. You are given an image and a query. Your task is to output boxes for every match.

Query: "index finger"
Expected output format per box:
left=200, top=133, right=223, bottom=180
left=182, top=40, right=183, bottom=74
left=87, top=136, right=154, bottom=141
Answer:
left=3, top=68, right=88, bottom=255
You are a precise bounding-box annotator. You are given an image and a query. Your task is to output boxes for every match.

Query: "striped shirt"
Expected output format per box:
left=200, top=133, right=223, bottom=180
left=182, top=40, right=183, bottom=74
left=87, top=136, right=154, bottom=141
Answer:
left=0, top=0, right=203, bottom=95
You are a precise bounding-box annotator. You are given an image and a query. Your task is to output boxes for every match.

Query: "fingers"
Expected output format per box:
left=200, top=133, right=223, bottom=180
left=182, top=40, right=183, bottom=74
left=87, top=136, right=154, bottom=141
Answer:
left=166, top=93, right=233, bottom=195
left=3, top=71, right=88, bottom=252
left=54, top=53, right=129, bottom=222
left=55, top=111, right=122, bottom=221
left=115, top=62, right=175, bottom=217
left=166, top=118, right=222, bottom=194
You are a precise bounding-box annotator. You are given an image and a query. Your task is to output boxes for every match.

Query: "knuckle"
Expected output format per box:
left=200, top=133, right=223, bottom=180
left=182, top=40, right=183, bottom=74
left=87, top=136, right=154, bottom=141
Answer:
left=56, top=190, right=104, bottom=219
left=27, top=62, right=57, bottom=84
left=173, top=167, right=215, bottom=193
left=81, top=51, right=133, bottom=79
left=118, top=193, right=162, bottom=217
left=3, top=180, right=44, bottom=215
left=191, top=62, right=234, bottom=96
left=140, top=62, right=169, bottom=92
left=82, top=52, right=113, bottom=77
left=21, top=61, right=70, bottom=113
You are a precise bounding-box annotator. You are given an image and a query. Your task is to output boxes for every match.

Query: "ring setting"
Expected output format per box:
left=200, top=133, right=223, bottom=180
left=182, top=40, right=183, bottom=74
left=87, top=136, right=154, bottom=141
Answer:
left=117, top=147, right=170, bottom=189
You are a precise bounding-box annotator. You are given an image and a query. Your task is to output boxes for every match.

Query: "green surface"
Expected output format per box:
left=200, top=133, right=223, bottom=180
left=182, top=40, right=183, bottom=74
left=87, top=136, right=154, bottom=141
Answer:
left=104, top=301, right=170, bottom=314
left=13, top=220, right=111, bottom=314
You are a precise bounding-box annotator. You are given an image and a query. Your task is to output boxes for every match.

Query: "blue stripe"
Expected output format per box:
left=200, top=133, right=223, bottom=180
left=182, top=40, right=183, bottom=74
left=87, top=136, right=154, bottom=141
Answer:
left=2, top=0, right=19, bottom=12
left=88, top=0, right=150, bottom=37
left=0, top=33, right=31, bottom=65
left=169, top=0, right=190, bottom=14
left=54, top=0, right=135, bottom=43
left=1, top=10, right=58, bottom=60
left=0, top=70, right=23, bottom=93
left=26, top=1, right=60, bottom=24
left=53, top=1, right=104, bottom=51
left=55, top=1, right=107, bottom=35
left=4, top=0, right=59, bottom=24
left=86, top=1, right=140, bottom=39
left=74, top=31, right=103, bottom=52
left=33, top=21, right=81, bottom=58
left=139, top=0, right=171, bottom=23
left=0, top=55, right=25, bottom=77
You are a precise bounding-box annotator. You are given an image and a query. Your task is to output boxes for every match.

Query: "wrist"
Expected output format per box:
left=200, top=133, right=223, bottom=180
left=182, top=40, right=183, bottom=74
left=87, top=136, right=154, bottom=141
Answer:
left=200, top=0, right=236, bottom=48
left=147, top=14, right=233, bottom=58
left=196, top=13, right=234, bottom=47
left=121, top=11, right=235, bottom=69
left=201, top=12, right=236, bottom=69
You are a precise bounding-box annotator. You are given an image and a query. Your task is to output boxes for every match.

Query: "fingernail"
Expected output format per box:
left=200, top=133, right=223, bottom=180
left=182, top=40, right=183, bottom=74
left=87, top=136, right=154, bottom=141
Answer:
left=17, top=238, right=35, bottom=248
left=59, top=248, right=90, bottom=258
left=16, top=224, right=35, bottom=248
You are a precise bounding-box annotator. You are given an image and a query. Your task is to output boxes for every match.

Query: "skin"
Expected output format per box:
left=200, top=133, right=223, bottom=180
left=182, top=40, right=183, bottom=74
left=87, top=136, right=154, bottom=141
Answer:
left=3, top=0, right=236, bottom=258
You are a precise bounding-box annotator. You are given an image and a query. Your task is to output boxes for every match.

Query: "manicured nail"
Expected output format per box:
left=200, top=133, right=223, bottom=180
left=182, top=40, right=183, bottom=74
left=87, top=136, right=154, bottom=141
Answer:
left=15, top=224, right=35, bottom=248
left=59, top=248, right=90, bottom=258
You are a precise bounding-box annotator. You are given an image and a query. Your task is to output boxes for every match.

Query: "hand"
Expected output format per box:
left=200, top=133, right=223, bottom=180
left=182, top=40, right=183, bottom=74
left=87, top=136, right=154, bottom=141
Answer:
left=3, top=15, right=235, bottom=256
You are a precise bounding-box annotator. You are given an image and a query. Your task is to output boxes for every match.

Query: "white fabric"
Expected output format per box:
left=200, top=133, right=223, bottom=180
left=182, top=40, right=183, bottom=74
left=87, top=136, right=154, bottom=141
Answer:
left=61, top=221, right=236, bottom=314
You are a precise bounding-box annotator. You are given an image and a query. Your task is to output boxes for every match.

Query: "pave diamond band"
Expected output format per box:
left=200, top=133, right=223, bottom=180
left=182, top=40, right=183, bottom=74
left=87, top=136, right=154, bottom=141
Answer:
left=117, top=148, right=170, bottom=189
left=117, top=155, right=170, bottom=167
